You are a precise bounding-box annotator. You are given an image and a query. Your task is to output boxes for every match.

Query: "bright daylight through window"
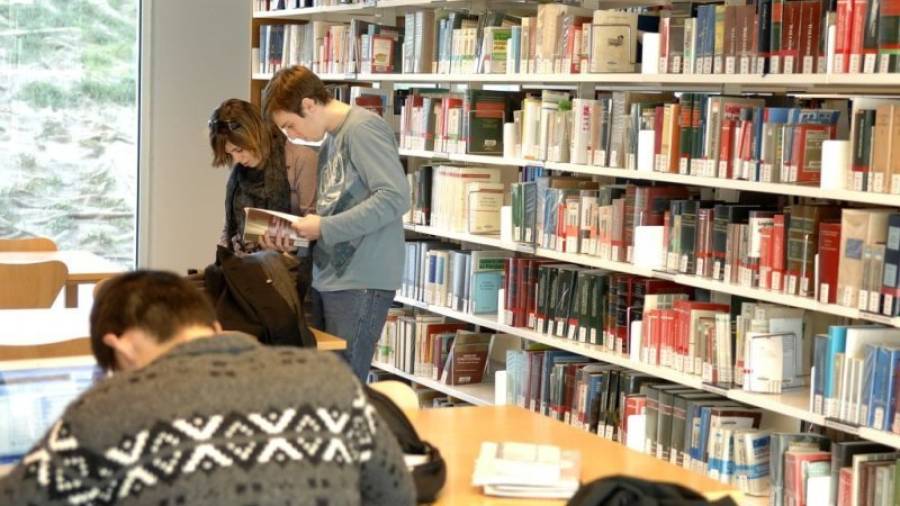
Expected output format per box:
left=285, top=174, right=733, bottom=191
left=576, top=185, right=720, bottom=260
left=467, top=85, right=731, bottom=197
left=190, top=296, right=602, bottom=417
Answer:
left=0, top=0, right=138, bottom=267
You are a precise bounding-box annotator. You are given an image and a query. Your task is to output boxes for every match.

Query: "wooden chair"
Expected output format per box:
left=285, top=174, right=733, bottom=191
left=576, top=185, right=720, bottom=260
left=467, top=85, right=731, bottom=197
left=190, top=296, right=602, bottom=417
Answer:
left=369, top=380, right=419, bottom=410
left=0, top=237, right=58, bottom=252
left=0, top=261, right=68, bottom=309
left=0, top=338, right=91, bottom=361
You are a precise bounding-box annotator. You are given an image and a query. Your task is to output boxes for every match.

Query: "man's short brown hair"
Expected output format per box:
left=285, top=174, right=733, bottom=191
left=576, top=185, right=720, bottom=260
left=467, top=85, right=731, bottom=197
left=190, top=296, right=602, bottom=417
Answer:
left=90, top=271, right=217, bottom=372
left=262, top=65, right=332, bottom=119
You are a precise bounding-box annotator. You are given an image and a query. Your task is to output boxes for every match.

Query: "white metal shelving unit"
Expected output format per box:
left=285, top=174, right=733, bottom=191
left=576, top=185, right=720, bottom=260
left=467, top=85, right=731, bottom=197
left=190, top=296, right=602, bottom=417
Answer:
left=252, top=0, right=900, bottom=454
left=393, top=295, right=900, bottom=448
left=371, top=361, right=495, bottom=405
left=402, top=224, right=900, bottom=328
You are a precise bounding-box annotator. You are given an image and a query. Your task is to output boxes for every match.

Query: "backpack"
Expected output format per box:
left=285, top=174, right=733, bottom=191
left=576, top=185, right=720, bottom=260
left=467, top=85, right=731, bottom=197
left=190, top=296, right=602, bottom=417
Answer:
left=566, top=476, right=739, bottom=506
left=364, top=386, right=447, bottom=503
left=202, top=246, right=316, bottom=348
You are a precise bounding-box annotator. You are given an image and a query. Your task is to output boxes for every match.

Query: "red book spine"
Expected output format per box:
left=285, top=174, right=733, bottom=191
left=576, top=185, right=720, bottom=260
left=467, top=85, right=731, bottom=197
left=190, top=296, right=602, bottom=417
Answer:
left=838, top=467, right=853, bottom=506
left=759, top=224, right=774, bottom=290
left=622, top=395, right=647, bottom=447
left=673, top=301, right=690, bottom=371
left=515, top=259, right=530, bottom=327
left=818, top=222, right=842, bottom=303
left=772, top=214, right=787, bottom=291
left=782, top=1, right=802, bottom=72
left=654, top=106, right=665, bottom=164
left=835, top=0, right=853, bottom=72
left=849, top=0, right=868, bottom=72
left=660, top=18, right=671, bottom=72
left=741, top=117, right=754, bottom=171
left=719, top=119, right=735, bottom=178
left=793, top=124, right=830, bottom=183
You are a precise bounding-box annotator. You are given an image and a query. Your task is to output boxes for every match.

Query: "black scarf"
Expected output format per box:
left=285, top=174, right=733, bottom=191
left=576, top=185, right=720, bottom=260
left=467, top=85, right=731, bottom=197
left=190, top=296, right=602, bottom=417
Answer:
left=223, top=139, right=291, bottom=252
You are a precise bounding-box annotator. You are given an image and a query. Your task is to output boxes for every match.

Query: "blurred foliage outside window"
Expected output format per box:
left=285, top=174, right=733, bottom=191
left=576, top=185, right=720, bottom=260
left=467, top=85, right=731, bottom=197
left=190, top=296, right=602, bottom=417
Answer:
left=0, top=0, right=138, bottom=266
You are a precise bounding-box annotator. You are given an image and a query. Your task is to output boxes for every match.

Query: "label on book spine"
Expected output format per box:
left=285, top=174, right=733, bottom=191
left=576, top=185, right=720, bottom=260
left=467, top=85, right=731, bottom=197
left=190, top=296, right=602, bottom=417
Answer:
left=885, top=295, right=895, bottom=316
left=854, top=172, right=865, bottom=191
left=858, top=290, right=870, bottom=311
left=740, top=57, right=751, bottom=74
left=870, top=292, right=881, bottom=312
left=820, top=284, right=830, bottom=304
left=864, top=54, right=877, bottom=73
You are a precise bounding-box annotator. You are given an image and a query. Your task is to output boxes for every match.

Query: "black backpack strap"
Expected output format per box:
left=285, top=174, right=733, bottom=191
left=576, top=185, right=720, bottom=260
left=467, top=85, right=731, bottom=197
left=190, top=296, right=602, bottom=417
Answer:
left=364, top=386, right=447, bottom=503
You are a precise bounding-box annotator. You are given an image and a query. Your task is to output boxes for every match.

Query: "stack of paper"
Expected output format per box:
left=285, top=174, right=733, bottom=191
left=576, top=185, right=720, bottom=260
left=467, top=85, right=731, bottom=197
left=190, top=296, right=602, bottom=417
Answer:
left=472, top=441, right=581, bottom=499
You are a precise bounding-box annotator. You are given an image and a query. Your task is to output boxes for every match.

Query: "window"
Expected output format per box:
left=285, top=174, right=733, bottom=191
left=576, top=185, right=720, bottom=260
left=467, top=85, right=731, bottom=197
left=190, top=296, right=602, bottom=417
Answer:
left=0, top=0, right=139, bottom=267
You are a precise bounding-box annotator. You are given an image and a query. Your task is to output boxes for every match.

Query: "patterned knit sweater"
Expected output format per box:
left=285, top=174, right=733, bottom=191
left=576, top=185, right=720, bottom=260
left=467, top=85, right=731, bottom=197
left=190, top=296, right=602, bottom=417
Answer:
left=0, top=333, right=416, bottom=506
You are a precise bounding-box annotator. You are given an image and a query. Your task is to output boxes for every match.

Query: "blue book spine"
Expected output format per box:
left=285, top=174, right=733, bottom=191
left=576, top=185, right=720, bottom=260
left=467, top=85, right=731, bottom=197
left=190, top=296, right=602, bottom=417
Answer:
left=471, top=271, right=502, bottom=314
left=863, top=345, right=894, bottom=429
left=882, top=350, right=900, bottom=431
left=695, top=406, right=713, bottom=464
left=823, top=325, right=848, bottom=415
left=812, top=334, right=828, bottom=414
left=861, top=344, right=880, bottom=427
left=509, top=26, right=521, bottom=74
left=884, top=213, right=900, bottom=317
left=752, top=106, right=765, bottom=181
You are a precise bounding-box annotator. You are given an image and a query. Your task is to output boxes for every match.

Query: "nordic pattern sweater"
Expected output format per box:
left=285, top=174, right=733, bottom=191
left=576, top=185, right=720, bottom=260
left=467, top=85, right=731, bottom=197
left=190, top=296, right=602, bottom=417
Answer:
left=0, top=333, right=416, bottom=506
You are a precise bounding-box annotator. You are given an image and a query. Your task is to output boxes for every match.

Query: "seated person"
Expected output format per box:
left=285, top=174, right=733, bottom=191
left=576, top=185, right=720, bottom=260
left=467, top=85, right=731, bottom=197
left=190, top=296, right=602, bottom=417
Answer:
left=0, top=270, right=415, bottom=506
left=209, top=98, right=317, bottom=254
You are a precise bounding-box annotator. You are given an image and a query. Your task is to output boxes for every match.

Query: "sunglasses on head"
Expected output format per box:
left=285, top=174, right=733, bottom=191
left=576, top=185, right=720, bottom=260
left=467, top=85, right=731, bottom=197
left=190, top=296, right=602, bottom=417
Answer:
left=208, top=118, right=242, bottom=132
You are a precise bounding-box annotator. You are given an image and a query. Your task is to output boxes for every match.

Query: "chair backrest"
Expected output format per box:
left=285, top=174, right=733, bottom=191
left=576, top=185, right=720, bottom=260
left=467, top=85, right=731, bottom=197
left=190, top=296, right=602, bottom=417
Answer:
left=0, top=338, right=91, bottom=361
left=368, top=380, right=419, bottom=410
left=0, top=237, right=58, bottom=252
left=0, top=261, right=68, bottom=309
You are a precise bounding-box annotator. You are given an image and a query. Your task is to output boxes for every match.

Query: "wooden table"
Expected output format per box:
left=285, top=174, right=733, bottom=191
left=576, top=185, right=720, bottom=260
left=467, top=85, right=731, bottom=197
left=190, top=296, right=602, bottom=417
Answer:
left=405, top=405, right=741, bottom=505
left=0, top=308, right=346, bottom=359
left=0, top=251, right=125, bottom=308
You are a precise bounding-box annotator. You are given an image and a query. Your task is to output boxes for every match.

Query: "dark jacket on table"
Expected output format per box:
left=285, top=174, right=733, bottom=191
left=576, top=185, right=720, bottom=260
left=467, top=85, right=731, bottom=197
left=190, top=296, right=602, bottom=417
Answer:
left=0, top=333, right=416, bottom=506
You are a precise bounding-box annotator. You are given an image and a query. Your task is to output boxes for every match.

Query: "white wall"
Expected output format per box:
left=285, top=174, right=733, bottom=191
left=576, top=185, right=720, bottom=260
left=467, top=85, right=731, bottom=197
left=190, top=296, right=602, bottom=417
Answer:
left=138, top=0, right=251, bottom=272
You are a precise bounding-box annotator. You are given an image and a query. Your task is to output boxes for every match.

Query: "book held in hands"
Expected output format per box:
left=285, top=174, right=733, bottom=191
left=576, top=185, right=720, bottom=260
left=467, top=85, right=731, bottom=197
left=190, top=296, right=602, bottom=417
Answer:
left=243, top=207, right=310, bottom=251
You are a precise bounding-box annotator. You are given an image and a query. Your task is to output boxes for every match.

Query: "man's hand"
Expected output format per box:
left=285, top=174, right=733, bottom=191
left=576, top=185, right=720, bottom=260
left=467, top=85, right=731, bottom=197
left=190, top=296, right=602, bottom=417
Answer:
left=290, top=214, right=322, bottom=241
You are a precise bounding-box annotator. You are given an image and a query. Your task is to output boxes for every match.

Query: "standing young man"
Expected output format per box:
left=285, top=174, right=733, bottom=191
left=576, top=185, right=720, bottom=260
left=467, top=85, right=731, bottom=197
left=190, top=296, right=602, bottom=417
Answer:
left=263, top=66, right=409, bottom=382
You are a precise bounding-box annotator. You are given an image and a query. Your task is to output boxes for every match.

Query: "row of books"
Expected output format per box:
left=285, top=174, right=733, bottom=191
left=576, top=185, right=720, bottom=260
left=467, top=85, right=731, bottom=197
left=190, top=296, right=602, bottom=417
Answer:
left=398, top=89, right=900, bottom=192
left=255, top=19, right=402, bottom=75
left=375, top=307, right=524, bottom=386
left=810, top=326, right=900, bottom=435
left=500, top=258, right=842, bottom=394
left=257, top=2, right=900, bottom=76
left=505, top=352, right=900, bottom=506
left=254, top=0, right=368, bottom=10
left=502, top=354, right=900, bottom=505
left=503, top=176, right=900, bottom=315
left=400, top=242, right=511, bottom=315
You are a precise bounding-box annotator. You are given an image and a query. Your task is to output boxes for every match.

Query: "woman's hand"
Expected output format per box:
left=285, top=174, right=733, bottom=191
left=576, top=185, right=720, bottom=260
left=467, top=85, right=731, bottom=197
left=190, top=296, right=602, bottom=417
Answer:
left=259, top=218, right=298, bottom=252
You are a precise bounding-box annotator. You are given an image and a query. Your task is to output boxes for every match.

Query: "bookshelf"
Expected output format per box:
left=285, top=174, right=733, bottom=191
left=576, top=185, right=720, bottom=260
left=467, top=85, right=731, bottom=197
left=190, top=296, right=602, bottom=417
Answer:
left=404, top=224, right=900, bottom=328
left=371, top=361, right=495, bottom=405
left=395, top=293, right=900, bottom=449
left=253, top=1, right=900, bottom=500
left=399, top=149, right=900, bottom=208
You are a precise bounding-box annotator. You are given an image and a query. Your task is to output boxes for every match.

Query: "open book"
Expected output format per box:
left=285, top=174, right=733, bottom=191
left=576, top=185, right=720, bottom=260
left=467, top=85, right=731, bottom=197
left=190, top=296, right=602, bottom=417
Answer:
left=242, top=207, right=310, bottom=249
left=472, top=441, right=581, bottom=499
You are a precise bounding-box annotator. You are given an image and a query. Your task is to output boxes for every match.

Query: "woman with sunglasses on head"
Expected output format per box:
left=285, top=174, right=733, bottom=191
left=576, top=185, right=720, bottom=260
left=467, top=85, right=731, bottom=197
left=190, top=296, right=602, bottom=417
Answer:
left=209, top=98, right=317, bottom=254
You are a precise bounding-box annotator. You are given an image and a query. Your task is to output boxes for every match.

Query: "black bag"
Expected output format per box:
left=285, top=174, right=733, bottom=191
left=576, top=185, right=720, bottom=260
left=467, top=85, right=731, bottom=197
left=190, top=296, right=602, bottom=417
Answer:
left=202, top=246, right=316, bottom=348
left=364, top=386, right=447, bottom=504
left=567, top=476, right=738, bottom=506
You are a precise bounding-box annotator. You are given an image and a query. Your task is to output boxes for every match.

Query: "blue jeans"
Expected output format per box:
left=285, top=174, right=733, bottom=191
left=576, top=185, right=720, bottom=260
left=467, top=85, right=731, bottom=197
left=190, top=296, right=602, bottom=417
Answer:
left=309, top=288, right=394, bottom=382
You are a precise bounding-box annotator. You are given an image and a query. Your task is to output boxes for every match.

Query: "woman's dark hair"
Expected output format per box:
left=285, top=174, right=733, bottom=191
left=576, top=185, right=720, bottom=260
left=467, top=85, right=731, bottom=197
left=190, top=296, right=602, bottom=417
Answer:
left=209, top=98, right=274, bottom=167
left=90, top=270, right=217, bottom=372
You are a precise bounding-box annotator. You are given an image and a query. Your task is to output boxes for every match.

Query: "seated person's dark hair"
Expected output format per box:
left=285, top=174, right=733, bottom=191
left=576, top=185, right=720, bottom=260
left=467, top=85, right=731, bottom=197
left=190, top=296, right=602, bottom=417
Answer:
left=90, top=270, right=217, bottom=372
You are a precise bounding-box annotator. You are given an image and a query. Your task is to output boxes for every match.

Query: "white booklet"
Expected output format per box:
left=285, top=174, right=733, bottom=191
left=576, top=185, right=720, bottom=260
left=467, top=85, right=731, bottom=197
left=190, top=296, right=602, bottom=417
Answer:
left=472, top=441, right=581, bottom=499
left=242, top=207, right=310, bottom=249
